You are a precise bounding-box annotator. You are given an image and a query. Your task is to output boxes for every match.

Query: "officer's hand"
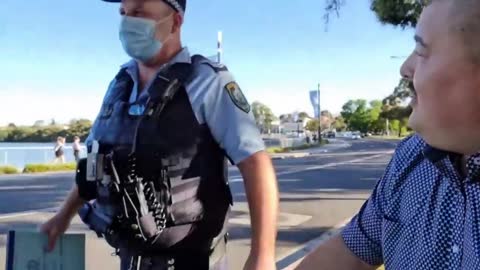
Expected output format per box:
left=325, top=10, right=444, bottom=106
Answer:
left=39, top=213, right=72, bottom=252
left=243, top=253, right=276, bottom=270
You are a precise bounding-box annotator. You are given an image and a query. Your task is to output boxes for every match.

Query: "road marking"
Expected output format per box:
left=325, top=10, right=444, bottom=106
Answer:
left=0, top=207, right=58, bottom=220
left=0, top=152, right=392, bottom=222
left=276, top=217, right=352, bottom=270
left=0, top=185, right=57, bottom=191
left=311, top=150, right=393, bottom=156
left=229, top=152, right=392, bottom=183
left=230, top=211, right=312, bottom=228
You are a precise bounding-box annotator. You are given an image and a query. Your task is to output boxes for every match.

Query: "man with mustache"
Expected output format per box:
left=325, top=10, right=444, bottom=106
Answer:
left=298, top=0, right=480, bottom=269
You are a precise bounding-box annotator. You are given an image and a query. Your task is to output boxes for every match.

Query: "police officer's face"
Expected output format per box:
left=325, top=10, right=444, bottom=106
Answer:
left=120, top=0, right=177, bottom=41
left=401, top=1, right=480, bottom=154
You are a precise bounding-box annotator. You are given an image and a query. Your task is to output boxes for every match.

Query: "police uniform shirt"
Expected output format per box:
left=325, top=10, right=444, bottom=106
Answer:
left=105, top=47, right=265, bottom=164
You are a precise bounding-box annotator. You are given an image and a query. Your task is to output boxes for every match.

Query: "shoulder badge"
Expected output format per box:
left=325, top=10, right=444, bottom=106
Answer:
left=225, top=81, right=250, bottom=113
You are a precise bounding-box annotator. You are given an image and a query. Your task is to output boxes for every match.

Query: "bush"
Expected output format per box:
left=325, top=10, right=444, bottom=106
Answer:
left=0, top=166, right=19, bottom=174
left=23, top=162, right=77, bottom=173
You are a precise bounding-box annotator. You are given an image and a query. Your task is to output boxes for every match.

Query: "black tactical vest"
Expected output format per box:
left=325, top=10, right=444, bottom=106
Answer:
left=79, top=56, right=233, bottom=254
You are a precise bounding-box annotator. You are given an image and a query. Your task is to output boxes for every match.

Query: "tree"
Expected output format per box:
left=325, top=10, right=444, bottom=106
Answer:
left=0, top=130, right=9, bottom=141
left=324, top=0, right=423, bottom=28
left=332, top=116, right=347, bottom=131
left=33, top=120, right=46, bottom=127
left=305, top=119, right=320, bottom=132
left=7, top=123, right=16, bottom=128
left=340, top=99, right=387, bottom=133
left=380, top=78, right=413, bottom=136
left=341, top=99, right=371, bottom=132
left=370, top=0, right=422, bottom=28
left=252, top=101, right=277, bottom=133
left=298, top=112, right=310, bottom=120
left=320, top=110, right=334, bottom=130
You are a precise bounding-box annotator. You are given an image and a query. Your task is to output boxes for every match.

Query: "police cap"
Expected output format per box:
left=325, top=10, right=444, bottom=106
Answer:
left=102, top=0, right=186, bottom=13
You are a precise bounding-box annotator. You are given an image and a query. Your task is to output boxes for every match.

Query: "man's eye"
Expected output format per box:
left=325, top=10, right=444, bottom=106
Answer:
left=414, top=50, right=424, bottom=57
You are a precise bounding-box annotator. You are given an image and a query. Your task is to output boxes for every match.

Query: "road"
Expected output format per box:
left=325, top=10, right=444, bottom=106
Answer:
left=0, top=138, right=399, bottom=269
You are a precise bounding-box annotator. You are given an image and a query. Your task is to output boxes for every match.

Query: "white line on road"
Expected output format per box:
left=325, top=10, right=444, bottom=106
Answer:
left=0, top=207, right=58, bottom=220
left=229, top=152, right=392, bottom=183
left=0, top=152, right=392, bottom=222
left=0, top=185, right=57, bottom=191
left=277, top=217, right=353, bottom=270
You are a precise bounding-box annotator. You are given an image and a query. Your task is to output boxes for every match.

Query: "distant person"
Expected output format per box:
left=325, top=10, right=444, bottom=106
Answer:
left=297, top=1, right=480, bottom=269
left=53, top=136, right=65, bottom=164
left=72, top=136, right=81, bottom=162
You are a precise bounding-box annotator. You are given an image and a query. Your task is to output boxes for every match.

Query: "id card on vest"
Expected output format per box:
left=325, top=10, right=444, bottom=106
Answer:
left=5, top=230, right=85, bottom=270
left=86, top=140, right=103, bottom=181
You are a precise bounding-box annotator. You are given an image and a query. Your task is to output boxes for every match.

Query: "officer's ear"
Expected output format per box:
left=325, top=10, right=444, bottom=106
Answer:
left=172, top=12, right=183, bottom=33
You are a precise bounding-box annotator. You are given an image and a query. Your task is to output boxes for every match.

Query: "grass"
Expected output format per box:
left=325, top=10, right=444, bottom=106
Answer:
left=0, top=165, right=19, bottom=175
left=266, top=140, right=328, bottom=154
left=22, top=162, right=77, bottom=173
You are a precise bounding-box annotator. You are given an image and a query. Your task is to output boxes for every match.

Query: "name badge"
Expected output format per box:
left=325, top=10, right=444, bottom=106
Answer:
left=86, top=141, right=104, bottom=181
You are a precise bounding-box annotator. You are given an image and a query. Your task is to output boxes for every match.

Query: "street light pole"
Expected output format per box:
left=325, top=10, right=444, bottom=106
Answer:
left=217, top=31, right=223, bottom=63
left=317, top=83, right=321, bottom=143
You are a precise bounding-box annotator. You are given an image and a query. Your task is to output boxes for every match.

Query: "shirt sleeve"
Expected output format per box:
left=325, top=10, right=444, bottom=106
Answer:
left=341, top=158, right=395, bottom=266
left=196, top=68, right=265, bottom=165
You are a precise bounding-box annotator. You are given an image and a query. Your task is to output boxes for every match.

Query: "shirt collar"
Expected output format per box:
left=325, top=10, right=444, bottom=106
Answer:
left=422, top=144, right=458, bottom=164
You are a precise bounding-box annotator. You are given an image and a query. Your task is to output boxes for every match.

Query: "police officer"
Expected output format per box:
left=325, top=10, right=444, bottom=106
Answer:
left=40, top=0, right=279, bottom=269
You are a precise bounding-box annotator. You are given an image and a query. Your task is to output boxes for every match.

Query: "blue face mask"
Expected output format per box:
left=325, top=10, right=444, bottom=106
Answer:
left=119, top=15, right=172, bottom=63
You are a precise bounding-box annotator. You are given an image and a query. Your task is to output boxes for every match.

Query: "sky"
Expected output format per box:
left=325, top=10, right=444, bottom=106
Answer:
left=0, top=0, right=416, bottom=126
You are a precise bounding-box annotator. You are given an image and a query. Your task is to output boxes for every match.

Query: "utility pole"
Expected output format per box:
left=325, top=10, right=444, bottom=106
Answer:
left=317, top=83, right=322, bottom=143
left=217, top=31, right=223, bottom=64
left=386, top=118, right=390, bottom=136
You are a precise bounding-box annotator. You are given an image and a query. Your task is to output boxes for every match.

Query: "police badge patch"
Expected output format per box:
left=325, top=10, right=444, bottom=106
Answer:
left=225, top=81, right=251, bottom=113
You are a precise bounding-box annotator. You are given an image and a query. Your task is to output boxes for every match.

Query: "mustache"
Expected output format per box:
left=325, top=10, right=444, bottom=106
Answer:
left=408, top=80, right=415, bottom=94
left=400, top=78, right=416, bottom=95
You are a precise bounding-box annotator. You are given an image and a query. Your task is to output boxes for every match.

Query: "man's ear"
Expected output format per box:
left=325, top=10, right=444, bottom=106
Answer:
left=172, top=12, right=183, bottom=33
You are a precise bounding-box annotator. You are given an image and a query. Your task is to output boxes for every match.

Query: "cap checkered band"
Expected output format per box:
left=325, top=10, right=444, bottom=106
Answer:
left=164, top=0, right=183, bottom=12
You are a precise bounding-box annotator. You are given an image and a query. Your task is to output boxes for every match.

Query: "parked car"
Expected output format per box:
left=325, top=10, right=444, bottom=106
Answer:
left=326, top=131, right=336, bottom=138
left=351, top=131, right=362, bottom=140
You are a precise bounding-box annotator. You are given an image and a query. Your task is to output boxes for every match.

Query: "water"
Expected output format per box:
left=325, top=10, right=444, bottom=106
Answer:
left=0, top=142, right=87, bottom=170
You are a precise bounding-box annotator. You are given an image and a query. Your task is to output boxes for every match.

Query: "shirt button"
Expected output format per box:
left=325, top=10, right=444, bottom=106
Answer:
left=474, top=157, right=480, bottom=165
left=452, top=245, right=460, bottom=254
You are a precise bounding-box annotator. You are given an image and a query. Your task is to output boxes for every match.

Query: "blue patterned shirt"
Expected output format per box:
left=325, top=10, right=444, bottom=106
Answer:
left=342, top=134, right=480, bottom=269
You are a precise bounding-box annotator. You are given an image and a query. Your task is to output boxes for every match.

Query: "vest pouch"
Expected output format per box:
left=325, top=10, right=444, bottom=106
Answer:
left=169, top=175, right=204, bottom=225
left=160, top=156, right=205, bottom=226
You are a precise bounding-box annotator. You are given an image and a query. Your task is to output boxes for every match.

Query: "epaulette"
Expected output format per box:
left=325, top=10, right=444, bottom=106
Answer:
left=191, top=54, right=229, bottom=73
